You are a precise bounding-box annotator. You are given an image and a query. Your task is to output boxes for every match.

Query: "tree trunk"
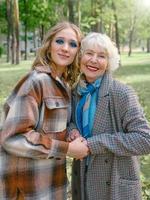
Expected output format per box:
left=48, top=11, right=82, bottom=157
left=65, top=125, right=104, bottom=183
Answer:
left=14, top=0, right=20, bottom=64
left=33, top=29, right=37, bottom=56
left=24, top=22, right=28, bottom=60
left=11, top=27, right=16, bottom=64
left=91, top=0, right=97, bottom=31
left=67, top=0, right=75, bottom=23
left=128, top=29, right=133, bottom=57
left=10, top=0, right=20, bottom=64
left=6, top=0, right=11, bottom=63
left=128, top=15, right=136, bottom=57
left=112, top=1, right=120, bottom=54
left=146, top=38, right=150, bottom=53
left=23, top=0, right=28, bottom=60
left=10, top=0, right=15, bottom=64
left=39, top=25, right=45, bottom=43
left=76, top=0, right=81, bottom=27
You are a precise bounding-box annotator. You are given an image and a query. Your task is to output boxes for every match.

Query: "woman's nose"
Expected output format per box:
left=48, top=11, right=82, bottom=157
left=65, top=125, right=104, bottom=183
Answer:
left=62, top=42, right=69, bottom=51
left=91, top=54, right=97, bottom=63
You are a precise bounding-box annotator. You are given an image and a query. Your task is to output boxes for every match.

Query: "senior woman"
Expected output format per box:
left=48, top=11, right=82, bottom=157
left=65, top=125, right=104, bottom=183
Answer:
left=68, top=32, right=150, bottom=200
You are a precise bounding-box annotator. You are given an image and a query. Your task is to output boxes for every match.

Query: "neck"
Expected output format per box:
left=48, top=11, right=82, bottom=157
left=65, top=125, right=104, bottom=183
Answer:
left=56, top=70, right=64, bottom=78
left=51, top=62, right=66, bottom=78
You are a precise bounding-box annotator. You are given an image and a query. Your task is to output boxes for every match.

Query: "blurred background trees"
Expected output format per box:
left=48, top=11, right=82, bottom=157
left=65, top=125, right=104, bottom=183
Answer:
left=0, top=0, right=150, bottom=64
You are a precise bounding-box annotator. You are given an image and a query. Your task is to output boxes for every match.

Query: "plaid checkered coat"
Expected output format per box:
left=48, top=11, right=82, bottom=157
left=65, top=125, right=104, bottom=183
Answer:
left=0, top=65, right=70, bottom=200
left=69, top=72, right=150, bottom=200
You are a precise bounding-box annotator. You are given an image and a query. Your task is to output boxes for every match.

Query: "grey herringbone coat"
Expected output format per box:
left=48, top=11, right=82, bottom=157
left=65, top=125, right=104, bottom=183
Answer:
left=69, top=73, right=150, bottom=200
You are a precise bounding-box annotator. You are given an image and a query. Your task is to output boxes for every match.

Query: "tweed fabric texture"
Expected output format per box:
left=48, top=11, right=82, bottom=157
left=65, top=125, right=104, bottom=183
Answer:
left=70, top=72, right=150, bottom=200
left=0, top=65, right=70, bottom=199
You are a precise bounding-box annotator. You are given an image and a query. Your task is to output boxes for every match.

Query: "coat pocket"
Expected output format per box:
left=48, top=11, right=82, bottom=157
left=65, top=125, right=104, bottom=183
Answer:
left=118, top=178, right=142, bottom=200
left=43, top=97, right=68, bottom=133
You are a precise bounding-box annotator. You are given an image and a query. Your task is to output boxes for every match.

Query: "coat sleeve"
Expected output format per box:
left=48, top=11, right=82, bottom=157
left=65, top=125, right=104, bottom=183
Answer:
left=67, top=89, right=80, bottom=136
left=87, top=84, right=150, bottom=156
left=1, top=74, right=69, bottom=159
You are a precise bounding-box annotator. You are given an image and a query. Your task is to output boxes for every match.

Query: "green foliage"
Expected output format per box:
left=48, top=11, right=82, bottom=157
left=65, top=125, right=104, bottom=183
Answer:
left=1, top=0, right=150, bottom=53
left=19, top=0, right=66, bottom=32
left=80, top=0, right=114, bottom=33
left=0, top=0, right=7, bottom=34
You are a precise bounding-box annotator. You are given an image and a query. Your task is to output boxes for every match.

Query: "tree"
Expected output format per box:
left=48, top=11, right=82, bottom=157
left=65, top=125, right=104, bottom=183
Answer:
left=67, top=0, right=75, bottom=23
left=6, top=0, right=20, bottom=64
left=111, top=0, right=120, bottom=54
left=3, top=0, right=150, bottom=63
left=6, top=0, right=11, bottom=62
left=137, top=6, right=150, bottom=53
left=128, top=12, right=137, bottom=57
left=13, top=0, right=20, bottom=64
left=76, top=0, right=81, bottom=27
left=21, top=0, right=28, bottom=60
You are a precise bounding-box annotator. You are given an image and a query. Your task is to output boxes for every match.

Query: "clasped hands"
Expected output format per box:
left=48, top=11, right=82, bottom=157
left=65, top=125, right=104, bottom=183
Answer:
left=67, top=129, right=90, bottom=160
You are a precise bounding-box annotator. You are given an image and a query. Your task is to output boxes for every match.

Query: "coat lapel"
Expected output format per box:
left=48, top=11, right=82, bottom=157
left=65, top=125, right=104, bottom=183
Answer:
left=88, top=73, right=113, bottom=169
left=92, top=72, right=112, bottom=134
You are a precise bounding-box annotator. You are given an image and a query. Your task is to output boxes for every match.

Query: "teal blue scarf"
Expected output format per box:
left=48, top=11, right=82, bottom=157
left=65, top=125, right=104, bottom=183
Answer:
left=76, top=76, right=102, bottom=138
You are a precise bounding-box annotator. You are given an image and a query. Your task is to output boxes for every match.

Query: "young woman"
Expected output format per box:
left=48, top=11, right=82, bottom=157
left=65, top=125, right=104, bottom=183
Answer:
left=0, top=21, right=88, bottom=200
left=68, top=32, right=150, bottom=200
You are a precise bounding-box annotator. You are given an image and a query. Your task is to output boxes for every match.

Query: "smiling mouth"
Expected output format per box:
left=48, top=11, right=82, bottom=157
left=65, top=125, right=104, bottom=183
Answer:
left=87, top=65, right=99, bottom=71
left=58, top=54, right=69, bottom=59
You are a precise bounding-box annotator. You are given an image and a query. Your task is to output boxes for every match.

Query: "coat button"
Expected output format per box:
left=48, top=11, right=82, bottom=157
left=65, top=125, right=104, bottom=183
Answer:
left=104, top=159, right=109, bottom=163
left=106, top=181, right=111, bottom=186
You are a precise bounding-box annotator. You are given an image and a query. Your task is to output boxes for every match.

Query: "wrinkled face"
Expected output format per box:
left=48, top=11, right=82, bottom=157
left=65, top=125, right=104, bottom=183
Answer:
left=80, top=45, right=108, bottom=83
left=50, top=28, right=79, bottom=75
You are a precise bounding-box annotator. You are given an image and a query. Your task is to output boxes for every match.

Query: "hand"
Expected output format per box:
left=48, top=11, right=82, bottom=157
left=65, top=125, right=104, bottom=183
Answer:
left=67, top=129, right=81, bottom=142
left=67, top=137, right=89, bottom=160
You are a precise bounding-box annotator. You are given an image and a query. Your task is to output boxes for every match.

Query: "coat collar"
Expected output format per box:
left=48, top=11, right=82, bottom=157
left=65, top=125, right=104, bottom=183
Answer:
left=35, top=65, right=56, bottom=80
left=35, top=65, right=69, bottom=89
left=99, top=72, right=113, bottom=97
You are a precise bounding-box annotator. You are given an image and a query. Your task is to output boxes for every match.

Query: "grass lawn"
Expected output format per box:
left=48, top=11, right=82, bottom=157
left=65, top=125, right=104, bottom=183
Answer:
left=0, top=52, right=150, bottom=197
left=0, top=56, right=32, bottom=113
left=115, top=52, right=150, bottom=122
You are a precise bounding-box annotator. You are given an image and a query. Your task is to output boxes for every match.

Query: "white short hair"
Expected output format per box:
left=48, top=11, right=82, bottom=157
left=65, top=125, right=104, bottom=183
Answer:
left=81, top=32, right=120, bottom=71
